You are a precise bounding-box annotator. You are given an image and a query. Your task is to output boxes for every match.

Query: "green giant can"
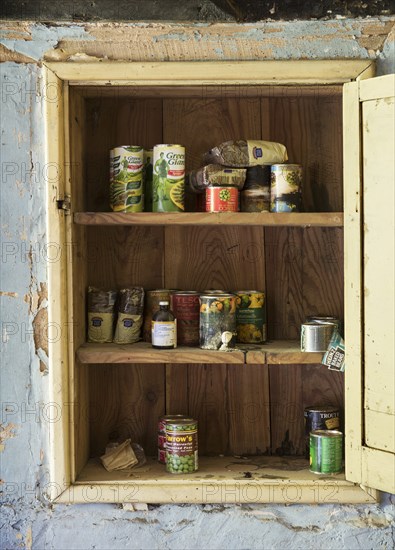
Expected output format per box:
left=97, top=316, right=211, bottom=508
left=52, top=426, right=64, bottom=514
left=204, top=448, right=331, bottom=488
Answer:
left=310, top=429, right=343, bottom=474
left=153, top=144, right=185, bottom=212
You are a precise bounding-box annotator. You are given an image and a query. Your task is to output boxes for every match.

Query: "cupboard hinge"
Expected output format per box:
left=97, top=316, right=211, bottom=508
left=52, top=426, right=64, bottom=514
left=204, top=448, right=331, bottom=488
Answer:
left=57, top=195, right=71, bottom=214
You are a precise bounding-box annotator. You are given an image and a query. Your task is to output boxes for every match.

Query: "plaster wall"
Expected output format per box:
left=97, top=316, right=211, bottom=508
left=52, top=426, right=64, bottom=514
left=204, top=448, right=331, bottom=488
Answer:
left=0, top=19, right=394, bottom=550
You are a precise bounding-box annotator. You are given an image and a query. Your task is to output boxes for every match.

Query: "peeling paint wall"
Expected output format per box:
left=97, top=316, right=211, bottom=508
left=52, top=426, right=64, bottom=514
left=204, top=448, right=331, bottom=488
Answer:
left=0, top=19, right=394, bottom=550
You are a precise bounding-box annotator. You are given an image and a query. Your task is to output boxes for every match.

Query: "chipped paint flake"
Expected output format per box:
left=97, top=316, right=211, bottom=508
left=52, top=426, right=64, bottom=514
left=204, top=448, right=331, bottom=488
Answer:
left=0, top=423, right=18, bottom=451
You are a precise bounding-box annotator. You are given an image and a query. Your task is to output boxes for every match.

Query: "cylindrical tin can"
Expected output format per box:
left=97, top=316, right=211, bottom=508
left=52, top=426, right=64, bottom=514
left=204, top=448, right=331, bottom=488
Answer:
left=166, top=419, right=198, bottom=473
left=110, top=145, right=144, bottom=212
left=270, top=164, right=302, bottom=213
left=199, top=293, right=237, bottom=350
left=153, top=144, right=185, bottom=212
left=170, top=291, right=200, bottom=346
left=143, top=149, right=153, bottom=212
left=301, top=321, right=336, bottom=352
left=306, top=315, right=343, bottom=338
left=205, top=186, right=239, bottom=212
left=304, top=406, right=341, bottom=458
left=310, top=430, right=343, bottom=474
left=143, top=289, right=173, bottom=342
left=158, top=414, right=192, bottom=464
left=234, top=290, right=267, bottom=343
left=240, top=188, right=270, bottom=212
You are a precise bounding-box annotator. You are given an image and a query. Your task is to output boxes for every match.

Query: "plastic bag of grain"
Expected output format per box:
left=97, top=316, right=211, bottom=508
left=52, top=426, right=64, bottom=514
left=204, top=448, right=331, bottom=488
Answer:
left=87, top=287, right=118, bottom=343
left=113, top=287, right=145, bottom=344
left=188, top=164, right=247, bottom=193
left=204, top=140, right=288, bottom=168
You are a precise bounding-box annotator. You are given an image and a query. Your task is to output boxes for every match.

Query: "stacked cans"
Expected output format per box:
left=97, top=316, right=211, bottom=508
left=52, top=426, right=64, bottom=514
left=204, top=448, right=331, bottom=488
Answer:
left=270, top=164, right=302, bottom=212
left=110, top=146, right=144, bottom=212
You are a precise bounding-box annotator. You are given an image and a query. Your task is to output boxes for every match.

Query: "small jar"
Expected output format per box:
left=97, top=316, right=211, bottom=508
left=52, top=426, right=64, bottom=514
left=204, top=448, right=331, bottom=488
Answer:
left=152, top=301, right=177, bottom=349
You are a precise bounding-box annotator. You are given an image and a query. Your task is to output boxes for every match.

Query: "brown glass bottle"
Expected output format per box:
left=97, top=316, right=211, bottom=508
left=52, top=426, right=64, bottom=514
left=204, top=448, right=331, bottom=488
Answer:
left=151, top=301, right=177, bottom=349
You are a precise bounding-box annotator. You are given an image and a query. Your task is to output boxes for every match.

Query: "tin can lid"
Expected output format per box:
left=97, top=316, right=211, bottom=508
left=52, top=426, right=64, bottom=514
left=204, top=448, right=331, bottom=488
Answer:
left=166, top=419, right=198, bottom=428
left=199, top=293, right=235, bottom=299
left=159, top=301, right=169, bottom=306
left=271, top=164, right=302, bottom=169
left=304, top=406, right=340, bottom=414
left=233, top=290, right=265, bottom=294
left=310, top=429, right=343, bottom=438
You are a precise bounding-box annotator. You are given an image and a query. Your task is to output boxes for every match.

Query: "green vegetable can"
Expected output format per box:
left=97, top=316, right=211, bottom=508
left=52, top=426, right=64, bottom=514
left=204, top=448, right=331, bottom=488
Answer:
left=234, top=290, right=267, bottom=343
left=153, top=144, right=185, bottom=212
left=310, top=429, right=343, bottom=474
left=110, top=146, right=144, bottom=212
left=166, top=419, right=198, bottom=474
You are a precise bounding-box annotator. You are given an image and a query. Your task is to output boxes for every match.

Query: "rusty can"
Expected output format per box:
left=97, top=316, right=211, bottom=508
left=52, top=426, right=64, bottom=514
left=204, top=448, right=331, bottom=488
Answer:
left=304, top=406, right=341, bottom=458
left=199, top=293, right=237, bottom=350
left=158, top=414, right=192, bottom=463
left=205, top=186, right=239, bottom=212
left=234, top=290, right=267, bottom=343
left=270, top=164, right=302, bottom=212
left=170, top=291, right=200, bottom=346
left=143, top=289, right=173, bottom=342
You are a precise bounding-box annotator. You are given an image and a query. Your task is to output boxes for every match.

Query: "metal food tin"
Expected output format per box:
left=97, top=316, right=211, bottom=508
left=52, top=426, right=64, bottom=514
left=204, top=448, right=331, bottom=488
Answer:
left=110, top=145, right=144, bottom=212
left=170, top=291, right=200, bottom=346
left=234, top=290, right=267, bottom=343
left=304, top=406, right=341, bottom=458
left=166, top=419, right=198, bottom=473
left=240, top=188, right=270, bottom=212
left=306, top=315, right=343, bottom=337
left=143, top=289, right=173, bottom=342
left=270, top=164, right=302, bottom=213
left=158, top=414, right=193, bottom=464
left=309, top=430, right=343, bottom=474
left=205, top=186, right=239, bottom=212
left=301, top=322, right=336, bottom=352
left=153, top=144, right=185, bottom=212
left=199, top=293, right=237, bottom=350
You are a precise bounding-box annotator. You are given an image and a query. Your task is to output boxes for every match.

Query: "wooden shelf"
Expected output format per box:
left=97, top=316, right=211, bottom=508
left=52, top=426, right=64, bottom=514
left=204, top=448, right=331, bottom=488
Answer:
left=58, top=455, right=374, bottom=504
left=74, top=212, right=343, bottom=227
left=76, top=341, right=324, bottom=365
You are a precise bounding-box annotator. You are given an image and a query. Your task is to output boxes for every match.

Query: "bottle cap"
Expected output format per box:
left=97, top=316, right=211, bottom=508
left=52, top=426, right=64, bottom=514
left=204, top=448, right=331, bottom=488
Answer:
left=159, top=301, right=169, bottom=306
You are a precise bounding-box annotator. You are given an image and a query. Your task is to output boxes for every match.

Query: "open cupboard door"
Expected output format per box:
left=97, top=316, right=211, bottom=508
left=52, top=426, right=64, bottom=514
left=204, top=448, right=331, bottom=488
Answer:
left=344, top=73, right=395, bottom=494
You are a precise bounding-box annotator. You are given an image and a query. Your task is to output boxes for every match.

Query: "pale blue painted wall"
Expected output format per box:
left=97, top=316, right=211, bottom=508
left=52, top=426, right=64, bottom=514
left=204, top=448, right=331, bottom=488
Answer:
left=1, top=22, right=394, bottom=550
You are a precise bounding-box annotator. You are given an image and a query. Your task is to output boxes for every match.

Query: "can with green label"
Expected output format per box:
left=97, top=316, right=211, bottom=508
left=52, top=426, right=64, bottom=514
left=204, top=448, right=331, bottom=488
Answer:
left=110, top=145, right=144, bottom=212
left=310, top=429, right=343, bottom=474
left=234, top=290, right=267, bottom=343
left=152, top=144, right=185, bottom=212
left=166, top=419, right=198, bottom=474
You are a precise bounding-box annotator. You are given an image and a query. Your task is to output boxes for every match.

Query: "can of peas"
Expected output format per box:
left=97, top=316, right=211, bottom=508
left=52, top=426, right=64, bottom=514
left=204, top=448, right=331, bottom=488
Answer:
left=165, top=419, right=198, bottom=473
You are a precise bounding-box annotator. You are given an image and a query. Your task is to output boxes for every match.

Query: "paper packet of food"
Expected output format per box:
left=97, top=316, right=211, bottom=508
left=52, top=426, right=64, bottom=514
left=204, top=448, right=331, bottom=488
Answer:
left=322, top=330, right=345, bottom=372
left=204, top=140, right=288, bottom=168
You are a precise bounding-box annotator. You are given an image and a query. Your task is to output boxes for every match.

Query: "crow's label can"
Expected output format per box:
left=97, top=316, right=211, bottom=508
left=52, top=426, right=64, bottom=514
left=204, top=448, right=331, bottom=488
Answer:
left=166, top=420, right=198, bottom=474
left=310, top=430, right=343, bottom=474
left=153, top=144, right=185, bottom=212
left=170, top=291, right=200, bottom=346
left=158, top=414, right=192, bottom=464
left=234, top=290, right=267, bottom=343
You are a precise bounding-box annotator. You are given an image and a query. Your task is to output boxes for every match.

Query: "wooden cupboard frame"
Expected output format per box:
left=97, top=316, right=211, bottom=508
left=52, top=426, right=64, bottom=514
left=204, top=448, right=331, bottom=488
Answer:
left=43, top=60, right=394, bottom=504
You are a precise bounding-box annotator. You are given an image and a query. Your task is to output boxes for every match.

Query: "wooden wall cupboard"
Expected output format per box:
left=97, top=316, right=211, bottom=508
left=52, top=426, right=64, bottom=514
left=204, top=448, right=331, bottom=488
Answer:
left=44, top=61, right=395, bottom=503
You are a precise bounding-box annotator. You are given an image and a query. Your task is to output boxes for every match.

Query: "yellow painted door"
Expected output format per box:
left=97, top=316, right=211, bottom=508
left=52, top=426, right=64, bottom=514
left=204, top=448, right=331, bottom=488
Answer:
left=344, top=73, right=395, bottom=494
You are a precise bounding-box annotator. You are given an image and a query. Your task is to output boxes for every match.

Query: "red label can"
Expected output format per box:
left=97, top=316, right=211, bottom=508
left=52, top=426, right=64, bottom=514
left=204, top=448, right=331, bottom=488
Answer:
left=205, top=186, right=239, bottom=212
left=170, top=291, right=200, bottom=346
